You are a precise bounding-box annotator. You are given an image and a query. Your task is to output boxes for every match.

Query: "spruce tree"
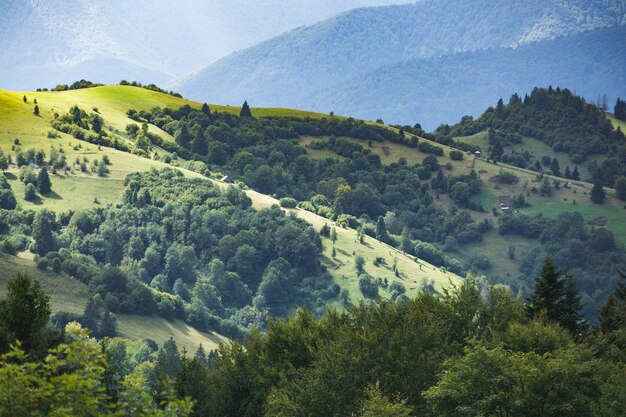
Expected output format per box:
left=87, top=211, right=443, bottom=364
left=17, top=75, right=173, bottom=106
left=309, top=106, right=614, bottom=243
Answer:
left=564, top=165, right=571, bottom=179
left=560, top=271, right=585, bottom=335
left=33, top=104, right=39, bottom=116
left=201, top=102, right=211, bottom=116
left=571, top=166, right=580, bottom=181
left=527, top=256, right=564, bottom=323
left=37, top=167, right=51, bottom=194
left=591, top=179, right=606, bottom=204
left=599, top=271, right=626, bottom=333
left=240, top=100, right=253, bottom=118
left=550, top=158, right=560, bottom=177
left=614, top=97, right=626, bottom=121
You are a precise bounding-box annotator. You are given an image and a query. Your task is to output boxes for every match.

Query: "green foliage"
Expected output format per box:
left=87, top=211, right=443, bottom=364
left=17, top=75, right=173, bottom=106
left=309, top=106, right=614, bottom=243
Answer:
left=449, top=149, right=464, bottom=160
left=526, top=257, right=584, bottom=335
left=239, top=100, right=253, bottom=118
left=591, top=179, right=606, bottom=204
left=357, top=384, right=412, bottom=417
left=0, top=324, right=193, bottom=416
left=24, top=182, right=37, bottom=201
left=0, top=273, right=51, bottom=354
left=37, top=167, right=52, bottom=194
left=279, top=197, right=297, bottom=208
left=425, top=340, right=601, bottom=417
left=615, top=97, right=626, bottom=121
left=614, top=176, right=626, bottom=201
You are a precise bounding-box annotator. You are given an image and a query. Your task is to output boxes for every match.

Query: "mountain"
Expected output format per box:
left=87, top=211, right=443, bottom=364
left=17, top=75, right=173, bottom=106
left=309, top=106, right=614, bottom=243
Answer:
left=0, top=0, right=407, bottom=90
left=174, top=0, right=626, bottom=129
left=309, top=26, right=626, bottom=129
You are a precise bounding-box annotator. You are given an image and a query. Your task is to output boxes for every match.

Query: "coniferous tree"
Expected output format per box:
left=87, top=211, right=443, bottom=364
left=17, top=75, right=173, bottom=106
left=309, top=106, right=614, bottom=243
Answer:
left=527, top=256, right=564, bottom=323
left=201, top=102, right=211, bottom=116
left=550, top=158, right=561, bottom=177
left=240, top=101, right=253, bottom=118
left=591, top=179, right=606, bottom=204
left=33, top=105, right=39, bottom=116
left=599, top=271, right=626, bottom=333
left=560, top=271, right=585, bottom=335
left=571, top=165, right=581, bottom=181
left=614, top=97, right=626, bottom=121
left=99, top=311, right=117, bottom=338
left=22, top=95, right=27, bottom=103
left=0, top=273, right=51, bottom=353
left=37, top=167, right=51, bottom=194
left=191, top=129, right=208, bottom=155
left=564, top=165, right=571, bottom=179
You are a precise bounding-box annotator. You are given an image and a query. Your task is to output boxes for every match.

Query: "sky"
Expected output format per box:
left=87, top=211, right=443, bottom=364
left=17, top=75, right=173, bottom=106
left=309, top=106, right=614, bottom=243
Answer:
left=0, top=0, right=412, bottom=89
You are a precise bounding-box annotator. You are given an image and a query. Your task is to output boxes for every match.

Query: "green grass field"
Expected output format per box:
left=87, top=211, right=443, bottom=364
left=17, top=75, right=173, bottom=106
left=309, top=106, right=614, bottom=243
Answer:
left=0, top=253, right=228, bottom=351
left=0, top=85, right=465, bottom=346
left=244, top=188, right=461, bottom=303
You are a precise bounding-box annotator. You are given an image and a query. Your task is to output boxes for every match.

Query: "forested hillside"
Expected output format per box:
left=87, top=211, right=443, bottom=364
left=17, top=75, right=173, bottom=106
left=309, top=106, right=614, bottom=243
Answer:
left=175, top=0, right=626, bottom=128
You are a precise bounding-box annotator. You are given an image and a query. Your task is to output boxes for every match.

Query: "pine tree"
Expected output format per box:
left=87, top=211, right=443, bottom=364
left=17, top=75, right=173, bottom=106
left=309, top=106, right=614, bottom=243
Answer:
left=590, top=179, right=606, bottom=204
left=201, top=102, right=211, bottom=116
left=32, top=209, right=55, bottom=255
left=571, top=166, right=581, bottom=181
left=239, top=101, right=253, bottom=118
left=22, top=95, right=27, bottom=103
left=191, top=129, right=208, bottom=155
left=33, top=105, right=39, bottom=116
left=37, top=167, right=51, bottom=194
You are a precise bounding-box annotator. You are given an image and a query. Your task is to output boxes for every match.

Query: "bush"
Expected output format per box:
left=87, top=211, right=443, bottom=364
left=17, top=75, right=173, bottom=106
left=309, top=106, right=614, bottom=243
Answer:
left=24, top=183, right=37, bottom=201
left=449, top=150, right=464, bottom=160
left=279, top=197, right=298, bottom=208
left=358, top=274, right=379, bottom=299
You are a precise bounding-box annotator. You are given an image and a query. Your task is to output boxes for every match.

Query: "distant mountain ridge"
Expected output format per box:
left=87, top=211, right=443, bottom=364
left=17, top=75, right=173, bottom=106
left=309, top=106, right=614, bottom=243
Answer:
left=174, top=0, right=626, bottom=128
left=0, top=0, right=406, bottom=90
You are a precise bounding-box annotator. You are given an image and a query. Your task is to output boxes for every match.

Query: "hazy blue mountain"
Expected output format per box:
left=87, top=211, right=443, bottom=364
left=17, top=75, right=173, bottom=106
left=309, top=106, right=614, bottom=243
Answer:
left=0, top=0, right=407, bottom=90
left=308, top=26, right=626, bottom=129
left=174, top=0, right=626, bottom=127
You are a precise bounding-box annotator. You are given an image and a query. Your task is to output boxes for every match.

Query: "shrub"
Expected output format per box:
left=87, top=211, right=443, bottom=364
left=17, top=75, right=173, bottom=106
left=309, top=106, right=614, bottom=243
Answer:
left=24, top=183, right=37, bottom=201
left=449, top=150, right=464, bottom=160
left=279, top=197, right=298, bottom=208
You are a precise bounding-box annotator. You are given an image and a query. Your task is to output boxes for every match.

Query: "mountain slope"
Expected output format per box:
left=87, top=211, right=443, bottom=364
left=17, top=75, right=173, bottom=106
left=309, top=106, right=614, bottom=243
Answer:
left=174, top=0, right=626, bottom=127
left=0, top=0, right=407, bottom=90
left=308, top=26, right=626, bottom=128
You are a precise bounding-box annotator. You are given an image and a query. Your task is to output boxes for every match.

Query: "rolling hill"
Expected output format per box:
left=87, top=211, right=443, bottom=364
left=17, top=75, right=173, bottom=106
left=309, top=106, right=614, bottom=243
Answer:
left=0, top=0, right=407, bottom=90
left=174, top=0, right=626, bottom=129
left=0, top=85, right=461, bottom=348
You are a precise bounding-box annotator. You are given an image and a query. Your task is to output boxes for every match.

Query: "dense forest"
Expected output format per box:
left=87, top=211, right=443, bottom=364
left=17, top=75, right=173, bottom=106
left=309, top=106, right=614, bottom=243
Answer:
left=1, top=262, right=624, bottom=416
left=0, top=169, right=335, bottom=339
left=433, top=87, right=626, bottom=187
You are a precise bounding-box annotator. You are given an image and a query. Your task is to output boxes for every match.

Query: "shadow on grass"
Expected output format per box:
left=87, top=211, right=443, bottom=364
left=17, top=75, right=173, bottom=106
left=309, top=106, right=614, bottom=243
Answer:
left=44, top=191, right=63, bottom=200
left=4, top=172, right=17, bottom=180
